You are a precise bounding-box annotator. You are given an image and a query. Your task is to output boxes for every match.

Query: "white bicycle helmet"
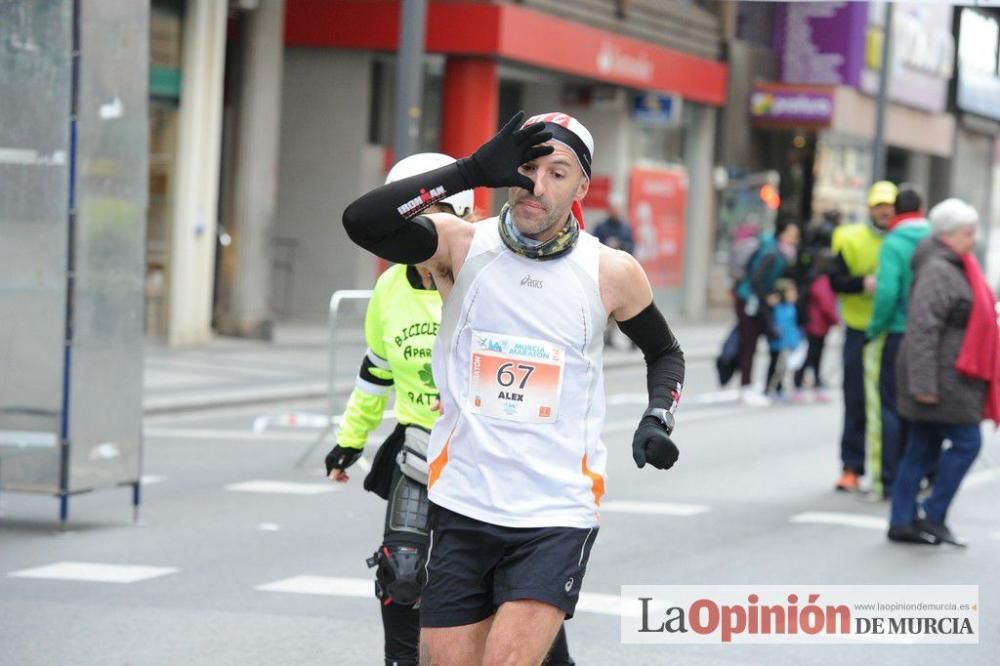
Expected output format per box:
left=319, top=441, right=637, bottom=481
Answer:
left=385, top=152, right=474, bottom=218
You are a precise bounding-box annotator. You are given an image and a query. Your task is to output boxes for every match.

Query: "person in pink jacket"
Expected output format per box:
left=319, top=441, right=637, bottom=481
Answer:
left=794, top=249, right=840, bottom=401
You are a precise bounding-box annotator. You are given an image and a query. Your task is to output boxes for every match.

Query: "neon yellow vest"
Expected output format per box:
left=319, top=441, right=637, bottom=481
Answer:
left=336, top=264, right=441, bottom=448
left=832, top=223, right=884, bottom=330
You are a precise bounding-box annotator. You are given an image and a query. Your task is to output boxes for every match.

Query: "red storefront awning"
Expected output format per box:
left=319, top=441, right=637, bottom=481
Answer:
left=285, top=0, right=728, bottom=107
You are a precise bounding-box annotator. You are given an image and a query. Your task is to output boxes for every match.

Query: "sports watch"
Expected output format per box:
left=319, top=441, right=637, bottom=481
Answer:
left=642, top=407, right=674, bottom=435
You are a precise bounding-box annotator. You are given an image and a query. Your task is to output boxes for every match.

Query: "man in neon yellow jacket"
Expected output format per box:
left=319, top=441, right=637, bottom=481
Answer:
left=324, top=154, right=574, bottom=666
left=829, top=181, right=895, bottom=493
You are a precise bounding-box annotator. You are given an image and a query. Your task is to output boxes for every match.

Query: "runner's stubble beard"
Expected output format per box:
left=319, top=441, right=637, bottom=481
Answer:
left=508, top=188, right=576, bottom=241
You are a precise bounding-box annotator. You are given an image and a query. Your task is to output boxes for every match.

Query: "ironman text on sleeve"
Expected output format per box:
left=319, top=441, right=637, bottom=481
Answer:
left=341, top=111, right=553, bottom=264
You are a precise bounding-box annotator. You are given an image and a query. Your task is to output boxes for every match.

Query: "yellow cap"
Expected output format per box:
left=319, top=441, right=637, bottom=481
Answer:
left=867, top=180, right=898, bottom=208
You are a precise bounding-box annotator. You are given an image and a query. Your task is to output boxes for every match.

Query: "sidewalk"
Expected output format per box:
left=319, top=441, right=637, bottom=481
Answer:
left=143, top=320, right=732, bottom=415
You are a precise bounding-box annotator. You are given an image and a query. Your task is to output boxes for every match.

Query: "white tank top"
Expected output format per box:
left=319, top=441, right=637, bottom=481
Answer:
left=426, top=216, right=608, bottom=528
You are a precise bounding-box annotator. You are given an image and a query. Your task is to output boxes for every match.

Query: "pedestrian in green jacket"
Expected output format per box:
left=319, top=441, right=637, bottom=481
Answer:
left=868, top=188, right=931, bottom=339
left=866, top=185, right=931, bottom=499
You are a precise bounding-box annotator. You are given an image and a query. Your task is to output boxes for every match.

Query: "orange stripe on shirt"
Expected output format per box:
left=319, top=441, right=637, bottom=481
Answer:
left=581, top=453, right=604, bottom=506
left=427, top=427, right=454, bottom=490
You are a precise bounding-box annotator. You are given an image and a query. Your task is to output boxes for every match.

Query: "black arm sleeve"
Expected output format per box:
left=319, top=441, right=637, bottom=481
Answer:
left=617, top=303, right=685, bottom=414
left=828, top=252, right=865, bottom=294
left=341, top=161, right=478, bottom=264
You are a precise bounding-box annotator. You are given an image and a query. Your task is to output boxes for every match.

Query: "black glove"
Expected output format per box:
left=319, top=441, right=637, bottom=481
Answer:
left=325, top=445, right=363, bottom=475
left=456, top=110, right=554, bottom=191
left=631, top=417, right=679, bottom=470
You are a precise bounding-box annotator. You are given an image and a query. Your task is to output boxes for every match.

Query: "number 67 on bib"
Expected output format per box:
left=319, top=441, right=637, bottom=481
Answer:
left=468, top=331, right=565, bottom=424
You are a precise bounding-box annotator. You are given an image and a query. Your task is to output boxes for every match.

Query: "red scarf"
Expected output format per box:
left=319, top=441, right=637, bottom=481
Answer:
left=955, top=253, right=1000, bottom=425
left=888, top=211, right=923, bottom=231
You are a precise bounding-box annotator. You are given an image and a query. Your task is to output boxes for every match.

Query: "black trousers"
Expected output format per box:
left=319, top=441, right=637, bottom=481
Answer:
left=840, top=327, right=867, bottom=474
left=794, top=334, right=827, bottom=389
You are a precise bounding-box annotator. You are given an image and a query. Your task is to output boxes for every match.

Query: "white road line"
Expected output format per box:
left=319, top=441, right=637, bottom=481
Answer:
left=141, top=475, right=166, bottom=485
left=251, top=410, right=397, bottom=433
left=8, top=562, right=177, bottom=584
left=258, top=523, right=281, bottom=532
left=575, top=591, right=634, bottom=617
left=144, top=401, right=327, bottom=425
left=151, top=408, right=739, bottom=442
left=605, top=390, right=741, bottom=408
left=602, top=408, right=745, bottom=435
left=789, top=512, right=887, bottom=531
left=605, top=393, right=653, bottom=406
left=685, top=389, right=742, bottom=406
left=224, top=480, right=342, bottom=495
left=255, top=575, right=634, bottom=617
left=144, top=426, right=395, bottom=443
left=256, top=575, right=372, bottom=597
left=601, top=500, right=710, bottom=517
left=145, top=428, right=325, bottom=442
left=962, top=467, right=1000, bottom=489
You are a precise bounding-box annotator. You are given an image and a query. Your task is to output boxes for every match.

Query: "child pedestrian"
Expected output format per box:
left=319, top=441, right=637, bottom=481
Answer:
left=794, top=249, right=840, bottom=401
left=766, top=279, right=802, bottom=400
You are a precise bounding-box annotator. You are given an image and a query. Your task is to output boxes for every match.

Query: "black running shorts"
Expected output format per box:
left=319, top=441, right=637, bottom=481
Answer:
left=419, top=503, right=598, bottom=628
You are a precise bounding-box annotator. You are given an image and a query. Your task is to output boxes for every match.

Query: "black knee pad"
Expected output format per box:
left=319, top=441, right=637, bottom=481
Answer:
left=369, top=467, right=430, bottom=606
left=368, top=538, right=426, bottom=606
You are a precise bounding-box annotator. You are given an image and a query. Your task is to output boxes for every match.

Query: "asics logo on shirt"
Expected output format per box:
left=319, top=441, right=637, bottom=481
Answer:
left=520, top=275, right=543, bottom=289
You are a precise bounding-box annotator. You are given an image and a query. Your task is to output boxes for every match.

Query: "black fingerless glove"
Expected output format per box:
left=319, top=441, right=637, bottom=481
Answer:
left=455, top=110, right=554, bottom=191
left=631, top=417, right=680, bottom=470
left=325, top=445, right=363, bottom=475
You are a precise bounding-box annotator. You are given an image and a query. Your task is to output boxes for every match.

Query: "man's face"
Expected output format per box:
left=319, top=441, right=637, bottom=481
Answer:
left=508, top=142, right=589, bottom=239
left=870, top=203, right=894, bottom=229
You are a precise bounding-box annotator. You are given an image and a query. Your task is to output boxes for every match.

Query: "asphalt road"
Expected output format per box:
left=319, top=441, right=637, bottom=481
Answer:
left=2, top=355, right=998, bottom=665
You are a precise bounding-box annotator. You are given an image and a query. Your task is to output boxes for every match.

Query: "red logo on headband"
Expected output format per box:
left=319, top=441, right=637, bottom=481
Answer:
left=525, top=112, right=573, bottom=129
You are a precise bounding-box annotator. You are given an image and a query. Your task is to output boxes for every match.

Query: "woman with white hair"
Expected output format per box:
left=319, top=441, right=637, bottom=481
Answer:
left=888, top=198, right=1000, bottom=547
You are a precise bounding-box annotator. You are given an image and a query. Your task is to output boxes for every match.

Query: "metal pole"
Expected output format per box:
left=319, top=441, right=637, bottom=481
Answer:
left=872, top=1, right=894, bottom=182
left=393, top=0, right=427, bottom=161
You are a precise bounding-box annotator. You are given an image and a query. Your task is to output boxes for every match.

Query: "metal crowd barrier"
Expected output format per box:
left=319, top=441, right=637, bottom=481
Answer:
left=290, top=289, right=374, bottom=468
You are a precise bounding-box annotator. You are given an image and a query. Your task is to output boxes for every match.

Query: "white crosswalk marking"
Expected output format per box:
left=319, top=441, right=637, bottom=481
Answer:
left=146, top=427, right=322, bottom=442
left=789, top=511, right=887, bottom=531
left=575, top=591, right=635, bottom=617
left=962, top=467, right=1000, bottom=489
left=601, top=500, right=709, bottom=517
left=256, top=575, right=372, bottom=597
left=8, top=562, right=177, bottom=583
left=255, top=575, right=632, bottom=618
left=224, top=480, right=341, bottom=495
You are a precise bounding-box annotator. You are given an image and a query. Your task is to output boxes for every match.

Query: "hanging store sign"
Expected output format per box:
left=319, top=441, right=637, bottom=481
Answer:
left=775, top=2, right=867, bottom=87
left=750, top=83, right=834, bottom=126
left=285, top=1, right=728, bottom=106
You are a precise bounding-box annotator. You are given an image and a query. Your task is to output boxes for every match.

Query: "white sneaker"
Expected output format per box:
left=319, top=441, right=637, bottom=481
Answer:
left=739, top=389, right=772, bottom=407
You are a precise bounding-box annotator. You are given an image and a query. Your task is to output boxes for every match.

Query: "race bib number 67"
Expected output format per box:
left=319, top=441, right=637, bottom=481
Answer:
left=468, top=330, right=565, bottom=423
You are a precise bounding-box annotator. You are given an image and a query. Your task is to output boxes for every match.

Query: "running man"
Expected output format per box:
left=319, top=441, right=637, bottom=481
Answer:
left=342, top=111, right=685, bottom=665
left=326, top=153, right=575, bottom=666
